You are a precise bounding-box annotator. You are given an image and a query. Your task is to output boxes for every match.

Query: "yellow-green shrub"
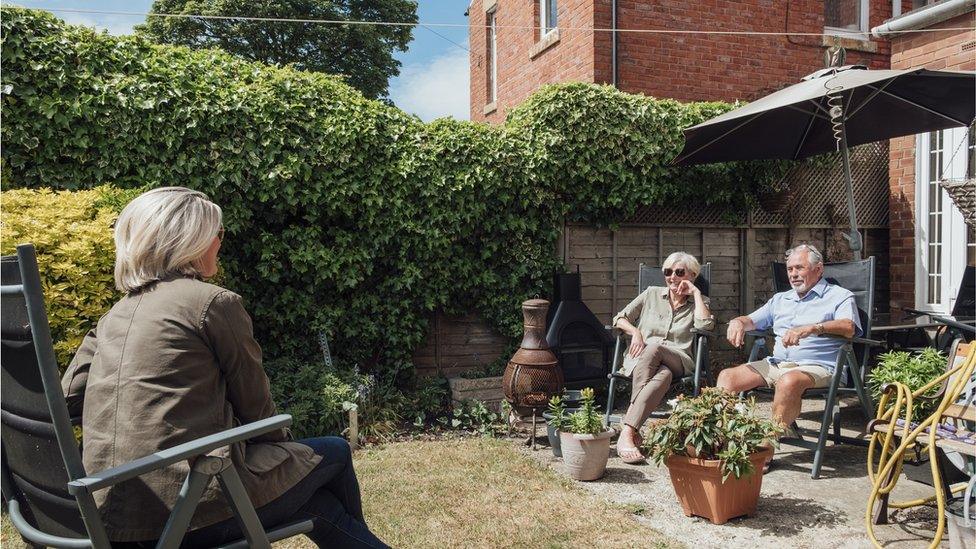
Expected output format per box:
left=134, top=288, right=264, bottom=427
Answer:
left=1, top=186, right=137, bottom=367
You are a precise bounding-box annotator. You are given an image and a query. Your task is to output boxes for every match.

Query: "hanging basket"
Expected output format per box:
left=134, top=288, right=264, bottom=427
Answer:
left=940, top=178, right=975, bottom=229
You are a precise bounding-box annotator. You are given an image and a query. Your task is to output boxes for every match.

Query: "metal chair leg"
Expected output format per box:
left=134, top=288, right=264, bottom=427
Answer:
left=811, top=378, right=840, bottom=480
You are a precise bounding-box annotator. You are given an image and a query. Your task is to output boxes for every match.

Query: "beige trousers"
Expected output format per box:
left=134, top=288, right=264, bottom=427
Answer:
left=621, top=342, right=686, bottom=431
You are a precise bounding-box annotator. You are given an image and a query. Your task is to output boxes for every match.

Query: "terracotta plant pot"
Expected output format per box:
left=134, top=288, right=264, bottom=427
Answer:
left=559, top=430, right=613, bottom=481
left=664, top=445, right=773, bottom=525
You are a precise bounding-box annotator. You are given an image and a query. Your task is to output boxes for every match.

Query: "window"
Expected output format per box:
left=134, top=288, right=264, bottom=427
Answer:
left=540, top=0, right=557, bottom=36
left=916, top=128, right=972, bottom=313
left=486, top=10, right=497, bottom=104
left=824, top=0, right=869, bottom=35
left=926, top=130, right=944, bottom=304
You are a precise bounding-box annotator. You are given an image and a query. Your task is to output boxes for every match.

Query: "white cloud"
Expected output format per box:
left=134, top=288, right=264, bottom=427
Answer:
left=390, top=49, right=470, bottom=122
left=56, top=12, right=138, bottom=36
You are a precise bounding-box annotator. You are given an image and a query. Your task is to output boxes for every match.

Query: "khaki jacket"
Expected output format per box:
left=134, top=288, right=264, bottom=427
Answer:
left=612, top=286, right=716, bottom=375
left=62, top=277, right=320, bottom=541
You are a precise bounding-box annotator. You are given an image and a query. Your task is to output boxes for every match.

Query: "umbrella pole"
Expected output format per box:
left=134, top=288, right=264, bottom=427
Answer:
left=838, top=123, right=863, bottom=260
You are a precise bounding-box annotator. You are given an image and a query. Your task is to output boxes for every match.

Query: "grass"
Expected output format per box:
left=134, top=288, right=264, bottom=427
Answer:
left=3, top=437, right=676, bottom=548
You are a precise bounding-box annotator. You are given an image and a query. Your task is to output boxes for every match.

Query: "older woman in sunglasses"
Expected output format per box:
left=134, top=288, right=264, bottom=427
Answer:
left=611, top=251, right=715, bottom=463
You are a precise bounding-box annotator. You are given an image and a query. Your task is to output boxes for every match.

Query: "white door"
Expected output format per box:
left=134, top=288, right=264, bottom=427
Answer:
left=915, top=125, right=974, bottom=314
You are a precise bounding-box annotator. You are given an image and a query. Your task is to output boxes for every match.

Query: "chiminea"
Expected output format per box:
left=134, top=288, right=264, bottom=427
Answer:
left=502, top=299, right=564, bottom=416
left=545, top=272, right=613, bottom=387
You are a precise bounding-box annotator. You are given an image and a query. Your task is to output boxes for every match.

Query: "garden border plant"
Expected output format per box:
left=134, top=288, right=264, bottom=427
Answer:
left=2, top=9, right=789, bottom=434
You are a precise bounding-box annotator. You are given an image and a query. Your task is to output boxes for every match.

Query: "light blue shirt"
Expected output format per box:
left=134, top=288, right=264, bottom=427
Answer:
left=748, top=278, right=862, bottom=371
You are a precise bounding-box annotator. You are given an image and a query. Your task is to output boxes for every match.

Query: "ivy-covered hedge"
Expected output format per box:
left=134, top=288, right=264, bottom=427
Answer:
left=1, top=8, right=785, bottom=379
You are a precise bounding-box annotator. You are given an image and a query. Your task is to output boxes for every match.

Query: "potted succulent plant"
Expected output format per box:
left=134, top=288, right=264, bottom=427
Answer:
left=642, top=388, right=781, bottom=524
left=551, top=388, right=613, bottom=481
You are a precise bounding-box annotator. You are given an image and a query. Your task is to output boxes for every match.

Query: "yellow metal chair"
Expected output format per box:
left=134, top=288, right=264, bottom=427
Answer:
left=865, top=340, right=975, bottom=548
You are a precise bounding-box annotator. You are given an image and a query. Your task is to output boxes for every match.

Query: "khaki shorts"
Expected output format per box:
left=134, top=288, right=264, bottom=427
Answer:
left=745, top=359, right=833, bottom=389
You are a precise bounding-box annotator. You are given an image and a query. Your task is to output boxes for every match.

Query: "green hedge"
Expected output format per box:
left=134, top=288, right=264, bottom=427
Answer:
left=1, top=8, right=786, bottom=379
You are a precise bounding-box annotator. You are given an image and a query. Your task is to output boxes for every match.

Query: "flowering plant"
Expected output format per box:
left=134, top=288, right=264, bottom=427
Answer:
left=642, top=388, right=781, bottom=479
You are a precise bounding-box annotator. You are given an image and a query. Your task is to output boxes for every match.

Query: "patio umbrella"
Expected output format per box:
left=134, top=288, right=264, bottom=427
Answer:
left=675, top=65, right=976, bottom=259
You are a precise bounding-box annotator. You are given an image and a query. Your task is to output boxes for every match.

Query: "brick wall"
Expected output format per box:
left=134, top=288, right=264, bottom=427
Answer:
left=469, top=0, right=893, bottom=121
left=614, top=0, right=891, bottom=102
left=470, top=0, right=601, bottom=123
left=887, top=12, right=975, bottom=320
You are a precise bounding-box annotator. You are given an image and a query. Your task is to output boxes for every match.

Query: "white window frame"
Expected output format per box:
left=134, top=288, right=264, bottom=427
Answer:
left=486, top=9, right=497, bottom=104
left=824, top=0, right=870, bottom=38
left=915, top=128, right=971, bottom=314
left=540, top=0, right=557, bottom=36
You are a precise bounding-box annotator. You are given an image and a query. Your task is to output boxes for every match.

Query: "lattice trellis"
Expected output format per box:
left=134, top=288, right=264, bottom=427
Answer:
left=626, top=142, right=890, bottom=228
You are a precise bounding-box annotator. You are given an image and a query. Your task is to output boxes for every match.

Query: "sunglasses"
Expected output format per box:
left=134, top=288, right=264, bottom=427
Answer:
left=662, top=268, right=687, bottom=277
left=217, top=227, right=225, bottom=241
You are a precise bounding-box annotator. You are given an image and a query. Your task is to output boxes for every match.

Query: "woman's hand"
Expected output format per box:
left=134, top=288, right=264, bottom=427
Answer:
left=628, top=331, right=646, bottom=358
left=675, top=280, right=699, bottom=296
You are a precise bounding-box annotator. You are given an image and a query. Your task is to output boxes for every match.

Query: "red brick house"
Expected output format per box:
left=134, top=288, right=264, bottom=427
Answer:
left=468, top=0, right=897, bottom=122
left=872, top=0, right=976, bottom=320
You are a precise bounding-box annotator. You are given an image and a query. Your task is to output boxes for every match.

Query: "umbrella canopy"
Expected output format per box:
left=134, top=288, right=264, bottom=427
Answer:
left=676, top=66, right=976, bottom=166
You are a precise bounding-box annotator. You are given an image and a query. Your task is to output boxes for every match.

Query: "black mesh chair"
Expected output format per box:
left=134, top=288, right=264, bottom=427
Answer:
left=604, top=263, right=714, bottom=426
left=871, top=265, right=976, bottom=353
left=746, top=257, right=881, bottom=479
left=1, top=244, right=313, bottom=549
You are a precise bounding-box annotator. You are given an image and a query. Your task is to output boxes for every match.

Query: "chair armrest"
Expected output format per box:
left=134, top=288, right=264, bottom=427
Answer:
left=690, top=328, right=716, bottom=338
left=821, top=333, right=884, bottom=347
left=870, top=322, right=943, bottom=333
left=931, top=315, right=976, bottom=334
left=746, top=330, right=773, bottom=338
left=67, top=414, right=292, bottom=494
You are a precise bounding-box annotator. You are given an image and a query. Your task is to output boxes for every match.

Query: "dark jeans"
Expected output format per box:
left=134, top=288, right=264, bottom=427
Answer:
left=118, top=437, right=387, bottom=548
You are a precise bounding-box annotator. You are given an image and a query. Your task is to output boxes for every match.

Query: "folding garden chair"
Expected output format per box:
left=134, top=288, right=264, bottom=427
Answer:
left=746, top=257, right=881, bottom=479
left=872, top=265, right=976, bottom=353
left=604, top=262, right=715, bottom=426
left=1, top=244, right=313, bottom=549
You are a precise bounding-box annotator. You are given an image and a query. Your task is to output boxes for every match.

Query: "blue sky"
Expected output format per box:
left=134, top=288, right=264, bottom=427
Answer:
left=11, top=1, right=472, bottom=120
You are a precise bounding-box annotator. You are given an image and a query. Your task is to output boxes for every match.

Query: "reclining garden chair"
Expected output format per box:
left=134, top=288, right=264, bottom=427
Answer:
left=1, top=244, right=312, bottom=549
left=604, top=262, right=715, bottom=426
left=746, top=257, right=881, bottom=479
left=865, top=340, right=975, bottom=548
left=871, top=265, right=975, bottom=353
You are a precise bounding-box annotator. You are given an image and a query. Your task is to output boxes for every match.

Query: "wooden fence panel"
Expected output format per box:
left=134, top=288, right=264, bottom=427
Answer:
left=413, top=224, right=890, bottom=377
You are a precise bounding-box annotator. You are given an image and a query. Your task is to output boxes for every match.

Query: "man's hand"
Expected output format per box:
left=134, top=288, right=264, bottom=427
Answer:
left=782, top=325, right=817, bottom=347
left=628, top=331, right=646, bottom=358
left=726, top=318, right=746, bottom=348
left=675, top=280, right=700, bottom=296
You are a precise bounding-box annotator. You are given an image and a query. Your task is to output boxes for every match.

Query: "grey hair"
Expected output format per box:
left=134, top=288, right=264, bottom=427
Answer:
left=662, top=251, right=701, bottom=279
left=785, top=244, right=824, bottom=266
left=113, top=187, right=223, bottom=293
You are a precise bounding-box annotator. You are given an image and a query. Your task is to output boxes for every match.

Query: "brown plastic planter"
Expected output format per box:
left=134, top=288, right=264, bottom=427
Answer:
left=664, top=445, right=773, bottom=525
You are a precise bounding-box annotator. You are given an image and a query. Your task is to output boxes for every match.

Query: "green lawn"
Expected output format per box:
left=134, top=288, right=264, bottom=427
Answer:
left=3, top=437, right=675, bottom=548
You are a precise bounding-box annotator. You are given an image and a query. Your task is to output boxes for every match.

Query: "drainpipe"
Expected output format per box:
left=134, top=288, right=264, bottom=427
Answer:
left=892, top=0, right=901, bottom=18
left=611, top=0, right=618, bottom=87
left=872, top=0, right=973, bottom=38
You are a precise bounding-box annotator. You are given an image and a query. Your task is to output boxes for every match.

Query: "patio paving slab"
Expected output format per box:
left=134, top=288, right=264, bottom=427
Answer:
left=515, top=394, right=954, bottom=548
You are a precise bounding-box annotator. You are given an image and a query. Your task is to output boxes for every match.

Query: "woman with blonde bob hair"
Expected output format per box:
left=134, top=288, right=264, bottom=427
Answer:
left=611, top=251, right=715, bottom=463
left=62, top=187, right=387, bottom=548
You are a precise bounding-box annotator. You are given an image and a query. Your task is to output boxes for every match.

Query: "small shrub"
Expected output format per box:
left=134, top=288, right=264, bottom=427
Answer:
left=439, top=399, right=504, bottom=436
left=0, top=186, right=134, bottom=367
left=643, top=388, right=781, bottom=480
left=869, top=348, right=947, bottom=419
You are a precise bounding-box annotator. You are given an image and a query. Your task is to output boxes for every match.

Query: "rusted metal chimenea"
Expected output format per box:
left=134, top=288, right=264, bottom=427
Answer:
left=503, top=299, right=564, bottom=447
